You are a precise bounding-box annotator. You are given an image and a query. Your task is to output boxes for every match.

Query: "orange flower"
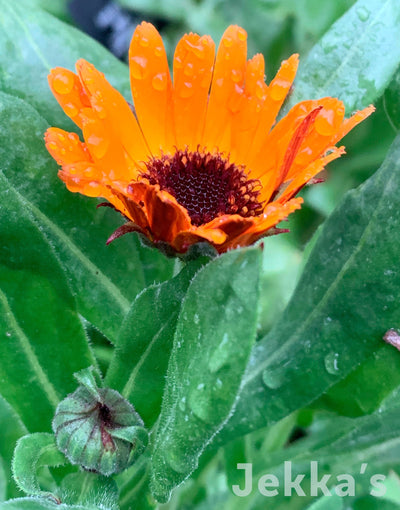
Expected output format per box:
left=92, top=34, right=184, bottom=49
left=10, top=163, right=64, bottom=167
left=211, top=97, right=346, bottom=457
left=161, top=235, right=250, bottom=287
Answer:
left=45, top=23, right=374, bottom=255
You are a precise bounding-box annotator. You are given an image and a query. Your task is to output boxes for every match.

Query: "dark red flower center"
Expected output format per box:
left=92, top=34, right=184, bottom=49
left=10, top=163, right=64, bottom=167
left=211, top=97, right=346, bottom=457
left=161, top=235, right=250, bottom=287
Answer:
left=141, top=149, right=264, bottom=226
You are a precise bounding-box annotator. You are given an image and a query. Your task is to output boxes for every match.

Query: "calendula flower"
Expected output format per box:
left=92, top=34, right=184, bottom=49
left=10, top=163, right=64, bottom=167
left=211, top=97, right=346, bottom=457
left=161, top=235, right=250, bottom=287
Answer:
left=45, top=23, right=373, bottom=255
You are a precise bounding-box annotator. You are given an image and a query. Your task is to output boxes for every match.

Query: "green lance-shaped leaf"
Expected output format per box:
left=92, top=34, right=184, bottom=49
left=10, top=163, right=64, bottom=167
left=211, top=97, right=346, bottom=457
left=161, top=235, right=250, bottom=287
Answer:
left=105, top=258, right=208, bottom=427
left=0, top=163, right=96, bottom=431
left=219, top=131, right=400, bottom=442
left=12, top=433, right=67, bottom=502
left=288, top=0, right=400, bottom=111
left=53, top=368, right=148, bottom=476
left=150, top=247, right=262, bottom=503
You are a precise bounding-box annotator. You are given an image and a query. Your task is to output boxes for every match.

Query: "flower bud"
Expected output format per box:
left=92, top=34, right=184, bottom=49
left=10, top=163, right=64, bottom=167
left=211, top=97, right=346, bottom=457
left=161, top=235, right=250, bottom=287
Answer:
left=52, top=367, right=148, bottom=476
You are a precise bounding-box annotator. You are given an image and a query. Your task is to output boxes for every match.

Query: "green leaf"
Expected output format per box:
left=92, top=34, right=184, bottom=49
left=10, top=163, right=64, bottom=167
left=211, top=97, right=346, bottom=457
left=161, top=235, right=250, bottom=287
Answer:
left=0, top=165, right=96, bottom=431
left=12, top=433, right=66, bottom=501
left=150, top=247, right=263, bottom=503
left=0, top=90, right=172, bottom=343
left=306, top=494, right=344, bottom=510
left=220, top=131, right=400, bottom=441
left=0, top=458, right=6, bottom=503
left=0, top=395, right=28, bottom=499
left=59, top=472, right=119, bottom=509
left=316, top=344, right=400, bottom=417
left=105, top=259, right=207, bottom=427
left=0, top=0, right=130, bottom=128
left=384, top=65, right=400, bottom=132
left=289, top=0, right=400, bottom=111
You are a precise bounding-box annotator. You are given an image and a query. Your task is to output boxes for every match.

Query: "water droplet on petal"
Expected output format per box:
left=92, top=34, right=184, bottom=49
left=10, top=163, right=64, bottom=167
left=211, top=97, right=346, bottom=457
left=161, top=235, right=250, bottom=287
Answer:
left=255, top=81, right=267, bottom=100
left=324, top=352, right=340, bottom=375
left=87, top=134, right=109, bottom=159
left=130, top=56, right=147, bottom=80
left=53, top=72, right=74, bottom=95
left=315, top=108, right=339, bottom=136
left=237, top=28, right=247, bottom=42
left=139, top=36, right=149, bottom=47
left=184, top=62, right=194, bottom=77
left=269, top=79, right=289, bottom=101
left=63, top=102, right=79, bottom=117
left=231, top=69, right=243, bottom=83
left=154, top=45, right=163, bottom=57
left=47, top=141, right=58, bottom=151
left=83, top=181, right=102, bottom=197
left=223, top=36, right=233, bottom=47
left=152, top=73, right=167, bottom=91
left=179, top=81, right=194, bottom=98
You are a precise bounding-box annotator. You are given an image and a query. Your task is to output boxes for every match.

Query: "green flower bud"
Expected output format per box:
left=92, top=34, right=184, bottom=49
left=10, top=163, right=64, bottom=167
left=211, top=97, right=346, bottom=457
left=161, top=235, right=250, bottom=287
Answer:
left=52, top=367, right=148, bottom=476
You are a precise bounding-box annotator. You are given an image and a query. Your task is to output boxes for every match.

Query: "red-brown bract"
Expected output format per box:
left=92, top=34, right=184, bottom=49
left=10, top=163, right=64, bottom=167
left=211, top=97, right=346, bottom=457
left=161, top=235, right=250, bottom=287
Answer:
left=45, top=22, right=374, bottom=254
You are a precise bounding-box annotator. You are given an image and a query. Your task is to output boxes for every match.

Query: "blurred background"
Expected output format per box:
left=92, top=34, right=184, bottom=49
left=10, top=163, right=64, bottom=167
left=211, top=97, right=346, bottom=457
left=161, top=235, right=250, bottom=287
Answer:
left=31, top=0, right=398, bottom=333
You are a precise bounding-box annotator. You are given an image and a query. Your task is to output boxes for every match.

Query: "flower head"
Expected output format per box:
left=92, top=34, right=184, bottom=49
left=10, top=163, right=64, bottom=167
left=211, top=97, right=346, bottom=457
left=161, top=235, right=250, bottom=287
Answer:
left=45, top=23, right=374, bottom=255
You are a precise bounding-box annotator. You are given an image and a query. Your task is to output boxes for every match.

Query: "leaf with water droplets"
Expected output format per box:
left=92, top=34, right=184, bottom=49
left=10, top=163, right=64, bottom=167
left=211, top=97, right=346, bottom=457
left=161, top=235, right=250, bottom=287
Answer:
left=149, top=247, right=262, bottom=503
left=219, top=132, right=400, bottom=442
left=288, top=0, right=400, bottom=112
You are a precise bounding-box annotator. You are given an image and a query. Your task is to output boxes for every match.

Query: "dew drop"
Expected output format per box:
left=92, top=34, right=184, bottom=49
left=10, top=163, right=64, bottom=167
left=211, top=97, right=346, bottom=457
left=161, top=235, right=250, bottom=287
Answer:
left=269, top=80, right=289, bottom=101
left=152, top=73, right=168, bottom=91
left=223, top=36, right=233, bottom=47
left=83, top=181, right=101, bottom=197
left=139, top=36, right=149, bottom=47
left=154, top=45, right=163, bottom=57
left=5, top=332, right=11, bottom=338
left=196, top=383, right=205, bottom=390
left=87, top=134, right=109, bottom=159
left=237, top=28, right=247, bottom=42
left=178, top=396, right=186, bottom=412
left=315, top=108, right=339, bottom=136
left=184, top=62, right=194, bottom=77
left=47, top=141, right=58, bottom=151
left=255, top=81, right=266, bottom=100
left=63, top=103, right=78, bottom=117
left=231, top=69, right=243, bottom=83
left=324, top=352, right=340, bottom=375
left=193, top=314, right=200, bottom=325
left=52, top=72, right=74, bottom=95
left=179, top=82, right=194, bottom=98
left=130, top=56, right=147, bottom=80
left=262, top=366, right=284, bottom=389
left=208, top=333, right=230, bottom=373
left=356, top=7, right=370, bottom=21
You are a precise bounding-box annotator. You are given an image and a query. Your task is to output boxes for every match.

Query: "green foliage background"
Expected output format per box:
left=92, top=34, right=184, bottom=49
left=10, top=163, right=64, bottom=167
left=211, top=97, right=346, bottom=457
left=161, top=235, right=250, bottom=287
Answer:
left=1, top=0, right=400, bottom=509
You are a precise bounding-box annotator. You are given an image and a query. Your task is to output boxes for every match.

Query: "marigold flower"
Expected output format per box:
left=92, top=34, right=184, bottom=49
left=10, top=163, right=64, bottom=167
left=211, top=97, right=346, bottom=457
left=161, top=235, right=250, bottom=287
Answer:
left=45, top=23, right=374, bottom=255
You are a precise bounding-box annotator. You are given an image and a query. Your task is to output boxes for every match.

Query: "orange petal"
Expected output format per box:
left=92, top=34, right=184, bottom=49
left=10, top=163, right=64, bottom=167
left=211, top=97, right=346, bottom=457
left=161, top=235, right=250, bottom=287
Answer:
left=45, top=127, right=91, bottom=166
left=129, top=22, right=174, bottom=154
left=202, top=25, right=248, bottom=154
left=173, top=33, right=215, bottom=151
left=230, top=53, right=268, bottom=164
left=332, top=104, right=375, bottom=143
left=277, top=146, right=346, bottom=203
left=224, top=198, right=303, bottom=250
left=48, top=67, right=91, bottom=128
left=76, top=59, right=149, bottom=181
left=171, top=226, right=227, bottom=253
left=245, top=54, right=299, bottom=163
left=128, top=182, right=191, bottom=243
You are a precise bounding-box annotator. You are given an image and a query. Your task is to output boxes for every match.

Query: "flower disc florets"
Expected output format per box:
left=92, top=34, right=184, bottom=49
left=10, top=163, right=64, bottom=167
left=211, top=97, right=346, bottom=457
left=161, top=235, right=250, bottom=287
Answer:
left=142, top=149, right=263, bottom=226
